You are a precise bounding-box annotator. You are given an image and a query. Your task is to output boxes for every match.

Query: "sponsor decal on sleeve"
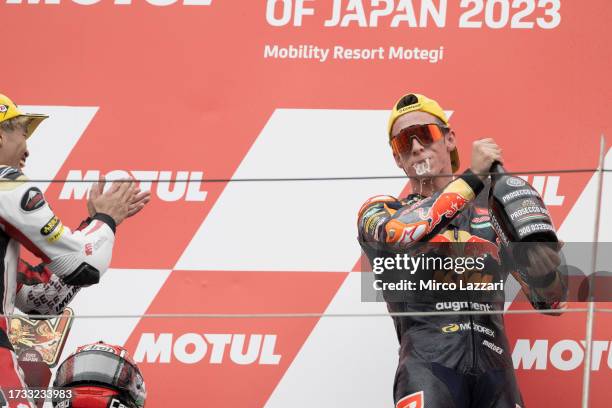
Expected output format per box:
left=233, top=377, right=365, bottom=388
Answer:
left=20, top=187, right=46, bottom=212
left=365, top=212, right=385, bottom=236
left=40, top=216, right=61, bottom=236
left=362, top=205, right=383, bottom=221
left=47, top=225, right=65, bottom=243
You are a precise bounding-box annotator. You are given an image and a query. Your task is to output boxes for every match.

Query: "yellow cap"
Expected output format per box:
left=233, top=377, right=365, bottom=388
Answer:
left=0, top=94, right=48, bottom=139
left=388, top=93, right=459, bottom=172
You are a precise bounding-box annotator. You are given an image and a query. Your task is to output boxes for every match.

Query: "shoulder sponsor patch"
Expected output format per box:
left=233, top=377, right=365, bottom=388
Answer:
left=365, top=212, right=385, bottom=236
left=41, top=216, right=61, bottom=236
left=358, top=195, right=396, bottom=218
left=362, top=205, right=383, bottom=220
left=20, top=187, right=46, bottom=212
left=47, top=224, right=65, bottom=243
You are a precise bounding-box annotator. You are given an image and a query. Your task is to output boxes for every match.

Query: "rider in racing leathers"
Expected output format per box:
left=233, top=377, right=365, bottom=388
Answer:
left=0, top=94, right=149, bottom=407
left=357, top=93, right=567, bottom=408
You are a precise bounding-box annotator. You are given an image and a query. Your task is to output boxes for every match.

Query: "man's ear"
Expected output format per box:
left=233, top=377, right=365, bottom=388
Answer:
left=445, top=129, right=456, bottom=152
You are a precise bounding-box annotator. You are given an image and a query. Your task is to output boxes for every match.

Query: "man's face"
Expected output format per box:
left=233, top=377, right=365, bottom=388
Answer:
left=0, top=123, right=29, bottom=169
left=390, top=111, right=455, bottom=178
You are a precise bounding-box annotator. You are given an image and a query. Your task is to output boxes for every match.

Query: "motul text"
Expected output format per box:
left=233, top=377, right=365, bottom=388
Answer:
left=59, top=170, right=208, bottom=202
left=513, top=339, right=612, bottom=371
left=134, top=333, right=282, bottom=365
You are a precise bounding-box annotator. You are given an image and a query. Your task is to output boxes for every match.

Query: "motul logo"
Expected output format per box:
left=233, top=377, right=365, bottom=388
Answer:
left=513, top=339, right=612, bottom=371
left=59, top=170, right=208, bottom=202
left=5, top=0, right=211, bottom=5
left=134, top=333, right=282, bottom=365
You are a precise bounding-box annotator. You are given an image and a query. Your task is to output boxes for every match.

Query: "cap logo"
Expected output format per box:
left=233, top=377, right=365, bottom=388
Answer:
left=395, top=103, right=423, bottom=116
left=0, top=104, right=8, bottom=118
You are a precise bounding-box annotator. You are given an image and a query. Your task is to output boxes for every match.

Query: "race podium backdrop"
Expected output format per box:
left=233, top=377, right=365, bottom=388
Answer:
left=2, top=1, right=611, bottom=406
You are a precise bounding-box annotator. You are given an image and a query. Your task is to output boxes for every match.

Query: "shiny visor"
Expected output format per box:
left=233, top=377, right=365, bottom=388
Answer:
left=54, top=350, right=146, bottom=407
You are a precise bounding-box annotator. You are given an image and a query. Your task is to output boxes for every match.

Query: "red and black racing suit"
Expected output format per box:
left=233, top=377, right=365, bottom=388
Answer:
left=358, top=170, right=565, bottom=408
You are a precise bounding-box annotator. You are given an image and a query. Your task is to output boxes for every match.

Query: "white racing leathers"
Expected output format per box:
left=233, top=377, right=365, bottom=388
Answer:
left=0, top=166, right=116, bottom=350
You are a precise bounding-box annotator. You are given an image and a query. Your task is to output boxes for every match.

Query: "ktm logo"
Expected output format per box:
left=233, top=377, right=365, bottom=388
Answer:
left=59, top=170, right=208, bottom=202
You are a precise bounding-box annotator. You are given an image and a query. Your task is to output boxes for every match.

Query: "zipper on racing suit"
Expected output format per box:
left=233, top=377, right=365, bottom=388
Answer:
left=453, top=224, right=478, bottom=372
left=467, top=291, right=478, bottom=371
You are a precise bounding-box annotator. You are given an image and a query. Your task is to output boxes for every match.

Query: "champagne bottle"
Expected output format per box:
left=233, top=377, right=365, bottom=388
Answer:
left=488, top=162, right=558, bottom=264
